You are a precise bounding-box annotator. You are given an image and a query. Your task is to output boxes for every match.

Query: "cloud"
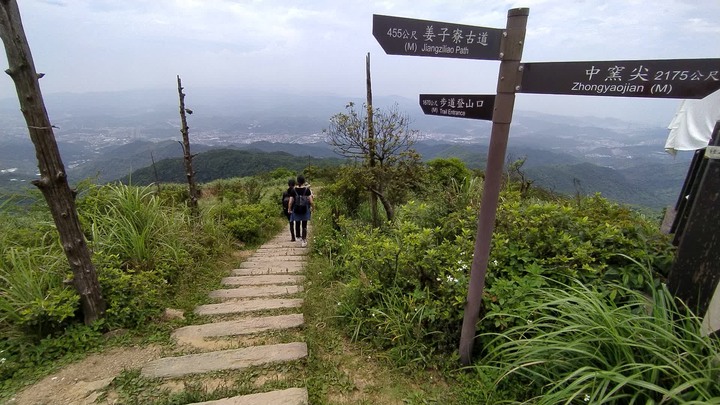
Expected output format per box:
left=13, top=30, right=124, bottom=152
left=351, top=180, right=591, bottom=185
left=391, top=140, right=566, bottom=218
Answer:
left=1, top=0, right=717, bottom=126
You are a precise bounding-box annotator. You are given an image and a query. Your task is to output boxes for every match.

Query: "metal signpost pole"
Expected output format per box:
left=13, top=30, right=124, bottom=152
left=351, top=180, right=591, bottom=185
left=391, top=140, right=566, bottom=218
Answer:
left=459, top=8, right=528, bottom=366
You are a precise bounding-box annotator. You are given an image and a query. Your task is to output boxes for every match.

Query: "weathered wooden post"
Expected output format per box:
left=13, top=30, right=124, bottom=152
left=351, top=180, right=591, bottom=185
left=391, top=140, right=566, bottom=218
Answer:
left=176, top=75, right=199, bottom=215
left=667, top=121, right=720, bottom=316
left=366, top=52, right=379, bottom=227
left=458, top=8, right=528, bottom=365
left=0, top=0, right=106, bottom=324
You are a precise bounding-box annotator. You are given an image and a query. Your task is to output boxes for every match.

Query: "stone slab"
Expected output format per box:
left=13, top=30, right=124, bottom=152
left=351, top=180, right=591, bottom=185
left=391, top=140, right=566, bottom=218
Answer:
left=231, top=267, right=303, bottom=276
left=237, top=261, right=305, bottom=270
left=172, top=314, right=304, bottom=339
left=244, top=256, right=305, bottom=262
left=209, top=285, right=302, bottom=299
left=141, top=342, right=307, bottom=378
left=221, top=274, right=304, bottom=286
left=195, top=298, right=303, bottom=316
left=257, top=243, right=300, bottom=249
left=253, top=248, right=307, bottom=256
left=187, top=388, right=308, bottom=405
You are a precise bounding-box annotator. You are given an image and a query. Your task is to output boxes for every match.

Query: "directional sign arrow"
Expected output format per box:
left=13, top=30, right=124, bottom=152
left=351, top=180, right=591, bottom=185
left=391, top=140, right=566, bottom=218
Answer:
left=373, top=14, right=503, bottom=60
left=419, top=94, right=495, bottom=120
left=519, top=58, right=720, bottom=99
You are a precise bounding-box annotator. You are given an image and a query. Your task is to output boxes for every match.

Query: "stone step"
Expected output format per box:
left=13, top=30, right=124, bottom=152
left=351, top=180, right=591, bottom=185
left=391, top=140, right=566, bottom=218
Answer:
left=195, top=298, right=303, bottom=316
left=172, top=314, right=304, bottom=339
left=231, top=267, right=303, bottom=276
left=237, top=261, right=305, bottom=270
left=141, top=342, right=307, bottom=379
left=187, top=387, right=308, bottom=405
left=209, top=285, right=302, bottom=300
left=253, top=247, right=307, bottom=255
left=256, top=242, right=300, bottom=249
left=221, top=274, right=304, bottom=286
left=245, top=256, right=304, bottom=262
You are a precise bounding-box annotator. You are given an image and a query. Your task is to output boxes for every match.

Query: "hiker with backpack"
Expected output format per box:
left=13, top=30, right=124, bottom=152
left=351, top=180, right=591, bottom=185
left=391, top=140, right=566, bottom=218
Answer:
left=281, top=178, right=296, bottom=241
left=288, top=175, right=313, bottom=247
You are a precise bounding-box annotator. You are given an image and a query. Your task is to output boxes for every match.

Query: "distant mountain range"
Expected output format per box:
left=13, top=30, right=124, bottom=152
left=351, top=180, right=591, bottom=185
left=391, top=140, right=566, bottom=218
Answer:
left=0, top=88, right=694, bottom=210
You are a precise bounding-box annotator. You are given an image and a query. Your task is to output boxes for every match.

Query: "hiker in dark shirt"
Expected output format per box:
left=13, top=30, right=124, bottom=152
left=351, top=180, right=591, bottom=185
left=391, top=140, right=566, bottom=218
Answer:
left=281, top=178, right=297, bottom=241
left=288, top=175, right=313, bottom=247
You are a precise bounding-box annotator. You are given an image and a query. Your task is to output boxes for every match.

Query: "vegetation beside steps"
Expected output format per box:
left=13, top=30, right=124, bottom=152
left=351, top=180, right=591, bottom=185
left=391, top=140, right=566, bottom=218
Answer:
left=3, top=160, right=720, bottom=404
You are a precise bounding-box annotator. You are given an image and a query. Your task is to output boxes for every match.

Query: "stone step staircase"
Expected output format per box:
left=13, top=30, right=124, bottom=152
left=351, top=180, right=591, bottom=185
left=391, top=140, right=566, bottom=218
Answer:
left=140, top=233, right=309, bottom=405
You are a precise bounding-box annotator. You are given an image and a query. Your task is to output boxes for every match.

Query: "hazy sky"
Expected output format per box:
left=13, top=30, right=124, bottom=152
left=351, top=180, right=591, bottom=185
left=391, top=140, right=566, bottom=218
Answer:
left=1, top=0, right=719, bottom=126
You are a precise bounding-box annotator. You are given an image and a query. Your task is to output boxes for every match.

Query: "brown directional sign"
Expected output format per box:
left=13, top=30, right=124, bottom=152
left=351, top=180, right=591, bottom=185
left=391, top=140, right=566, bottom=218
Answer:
left=373, top=14, right=503, bottom=60
left=419, top=94, right=495, bottom=120
left=520, top=58, right=720, bottom=99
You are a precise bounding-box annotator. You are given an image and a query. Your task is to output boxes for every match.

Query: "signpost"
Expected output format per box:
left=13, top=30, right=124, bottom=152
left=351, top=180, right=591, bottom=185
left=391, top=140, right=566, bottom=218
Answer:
left=375, top=9, right=528, bottom=366
left=373, top=14, right=503, bottom=60
left=374, top=9, right=720, bottom=366
left=520, top=59, right=720, bottom=99
left=419, top=94, right=495, bottom=120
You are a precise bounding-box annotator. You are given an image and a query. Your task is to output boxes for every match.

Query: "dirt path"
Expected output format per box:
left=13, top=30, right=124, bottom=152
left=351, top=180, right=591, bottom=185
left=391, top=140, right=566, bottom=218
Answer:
left=8, top=346, right=163, bottom=405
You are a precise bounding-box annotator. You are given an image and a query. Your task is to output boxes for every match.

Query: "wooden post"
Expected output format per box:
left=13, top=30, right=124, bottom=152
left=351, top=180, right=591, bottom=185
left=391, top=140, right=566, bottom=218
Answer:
left=459, top=8, right=529, bottom=365
left=177, top=75, right=199, bottom=215
left=0, top=0, right=106, bottom=324
left=366, top=52, right=379, bottom=226
left=668, top=121, right=720, bottom=315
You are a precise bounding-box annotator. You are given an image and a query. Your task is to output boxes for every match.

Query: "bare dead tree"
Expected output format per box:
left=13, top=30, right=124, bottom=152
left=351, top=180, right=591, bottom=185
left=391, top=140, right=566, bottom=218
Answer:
left=0, top=0, right=105, bottom=324
left=366, top=52, right=379, bottom=226
left=176, top=75, right=199, bottom=215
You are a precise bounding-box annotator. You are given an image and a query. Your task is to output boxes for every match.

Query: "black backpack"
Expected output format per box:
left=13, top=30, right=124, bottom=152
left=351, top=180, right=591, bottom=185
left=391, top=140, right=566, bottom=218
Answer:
left=293, top=187, right=310, bottom=214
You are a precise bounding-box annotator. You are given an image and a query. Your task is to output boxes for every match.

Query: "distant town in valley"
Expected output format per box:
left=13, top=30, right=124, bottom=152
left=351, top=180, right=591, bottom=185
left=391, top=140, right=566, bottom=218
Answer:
left=0, top=89, right=692, bottom=211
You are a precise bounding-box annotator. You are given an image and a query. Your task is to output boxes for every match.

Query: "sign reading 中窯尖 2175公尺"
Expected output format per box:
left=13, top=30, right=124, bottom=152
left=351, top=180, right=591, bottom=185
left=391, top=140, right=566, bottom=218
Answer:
left=520, top=59, right=720, bottom=99
left=373, top=14, right=503, bottom=60
left=419, top=94, right=495, bottom=120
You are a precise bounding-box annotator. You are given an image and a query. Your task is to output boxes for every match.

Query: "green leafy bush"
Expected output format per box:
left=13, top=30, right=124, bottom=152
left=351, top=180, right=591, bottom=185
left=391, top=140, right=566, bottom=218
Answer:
left=314, top=173, right=675, bottom=370
left=93, top=251, right=164, bottom=328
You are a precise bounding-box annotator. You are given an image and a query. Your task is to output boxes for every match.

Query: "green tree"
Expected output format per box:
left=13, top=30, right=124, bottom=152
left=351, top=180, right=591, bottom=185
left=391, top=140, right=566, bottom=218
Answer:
left=427, top=157, right=472, bottom=187
left=325, top=102, right=421, bottom=222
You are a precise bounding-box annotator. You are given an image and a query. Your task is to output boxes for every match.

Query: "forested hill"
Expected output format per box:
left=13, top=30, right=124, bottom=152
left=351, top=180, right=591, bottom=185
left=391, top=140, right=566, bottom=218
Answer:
left=121, top=149, right=343, bottom=184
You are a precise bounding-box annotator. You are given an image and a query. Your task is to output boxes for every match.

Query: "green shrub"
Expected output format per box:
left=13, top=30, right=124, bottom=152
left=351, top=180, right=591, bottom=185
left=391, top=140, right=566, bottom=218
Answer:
left=94, top=251, right=164, bottom=328
left=225, top=203, right=277, bottom=244
left=314, top=174, right=676, bottom=370
left=426, top=157, right=472, bottom=188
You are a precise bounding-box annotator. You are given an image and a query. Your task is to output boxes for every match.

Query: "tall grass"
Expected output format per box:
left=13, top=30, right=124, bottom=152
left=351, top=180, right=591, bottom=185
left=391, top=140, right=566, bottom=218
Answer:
left=88, top=184, right=171, bottom=270
left=0, top=246, right=77, bottom=337
left=476, top=262, right=720, bottom=404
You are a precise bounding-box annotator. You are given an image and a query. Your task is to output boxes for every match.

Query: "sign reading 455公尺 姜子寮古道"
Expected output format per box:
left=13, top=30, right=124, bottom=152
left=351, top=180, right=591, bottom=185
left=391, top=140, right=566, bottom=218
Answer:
left=372, top=14, right=503, bottom=61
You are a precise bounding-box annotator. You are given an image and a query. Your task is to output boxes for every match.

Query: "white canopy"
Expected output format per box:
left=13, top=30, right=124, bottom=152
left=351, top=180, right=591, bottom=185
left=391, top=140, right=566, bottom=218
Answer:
left=665, top=89, right=720, bottom=154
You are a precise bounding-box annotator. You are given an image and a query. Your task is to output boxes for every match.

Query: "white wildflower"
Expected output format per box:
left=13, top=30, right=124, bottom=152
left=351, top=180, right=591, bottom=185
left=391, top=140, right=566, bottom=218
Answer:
left=584, top=394, right=590, bottom=402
